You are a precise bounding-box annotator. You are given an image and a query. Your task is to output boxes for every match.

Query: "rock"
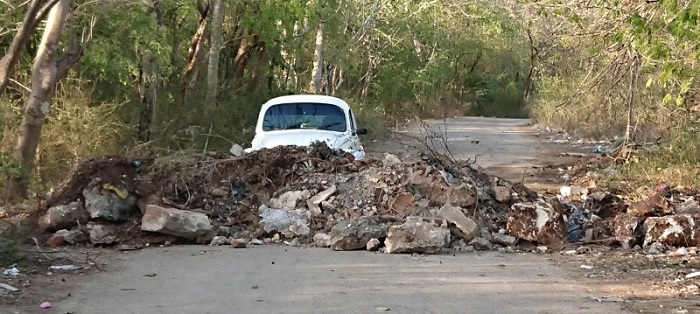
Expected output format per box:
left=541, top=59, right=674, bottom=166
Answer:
left=313, top=232, right=332, bottom=247
left=493, top=186, right=513, bottom=203
left=48, top=229, right=86, bottom=246
left=613, top=214, right=642, bottom=249
left=196, top=230, right=217, bottom=244
left=383, top=153, right=403, bottom=167
left=39, top=202, right=89, bottom=232
left=136, top=195, right=160, bottom=214
left=258, top=205, right=310, bottom=238
left=390, top=193, right=415, bottom=214
left=385, top=220, right=450, bottom=254
left=329, top=218, right=387, bottom=251
left=210, top=236, right=228, bottom=246
left=366, top=238, right=381, bottom=251
left=468, top=237, right=492, bottom=251
left=643, top=214, right=700, bottom=247
left=676, top=199, right=700, bottom=214
left=83, top=187, right=138, bottom=222
left=507, top=201, right=567, bottom=246
left=230, top=238, right=247, bottom=248
left=89, top=224, right=119, bottom=245
left=141, top=205, right=213, bottom=240
left=210, top=188, right=229, bottom=198
left=269, top=190, right=311, bottom=210
left=438, top=204, right=477, bottom=241
left=46, top=234, right=66, bottom=247
left=409, top=173, right=477, bottom=208
left=491, top=233, right=517, bottom=246
left=306, top=186, right=337, bottom=215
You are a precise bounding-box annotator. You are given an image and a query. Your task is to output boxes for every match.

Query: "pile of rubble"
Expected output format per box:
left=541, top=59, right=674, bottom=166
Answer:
left=32, top=141, right=700, bottom=255
left=558, top=184, right=700, bottom=250
left=32, top=142, right=553, bottom=253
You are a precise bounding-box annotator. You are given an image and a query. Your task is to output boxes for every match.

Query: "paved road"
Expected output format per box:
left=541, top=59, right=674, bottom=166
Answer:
left=51, top=246, right=623, bottom=314
left=411, top=117, right=586, bottom=188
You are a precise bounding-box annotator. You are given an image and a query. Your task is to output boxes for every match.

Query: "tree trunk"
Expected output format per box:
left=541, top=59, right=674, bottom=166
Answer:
left=248, top=41, right=266, bottom=92
left=206, top=0, right=225, bottom=104
left=7, top=0, right=71, bottom=200
left=0, top=0, right=58, bottom=95
left=309, top=22, right=326, bottom=94
left=179, top=2, right=209, bottom=102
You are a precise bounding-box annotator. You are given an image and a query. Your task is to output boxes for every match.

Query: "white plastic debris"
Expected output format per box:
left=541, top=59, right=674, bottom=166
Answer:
left=560, top=186, right=572, bottom=198
left=592, top=297, right=624, bottom=303
left=3, top=266, right=20, bottom=277
left=685, top=271, right=700, bottom=279
left=49, top=265, right=83, bottom=271
left=0, top=283, right=19, bottom=292
left=229, top=143, right=244, bottom=157
left=580, top=264, right=594, bottom=270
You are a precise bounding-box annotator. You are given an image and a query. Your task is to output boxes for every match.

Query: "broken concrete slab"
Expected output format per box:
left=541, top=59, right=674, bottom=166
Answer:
left=269, top=190, right=311, bottom=210
left=313, top=232, right=332, bottom=247
left=306, top=185, right=337, bottom=215
left=390, top=193, right=415, bottom=214
left=643, top=214, right=700, bottom=247
left=491, top=233, right=517, bottom=247
left=329, top=218, right=387, bottom=251
left=385, top=220, right=450, bottom=254
left=141, top=205, right=213, bottom=240
left=438, top=204, right=477, bottom=241
left=468, top=237, right=492, bottom=251
left=39, top=202, right=89, bottom=232
left=506, top=201, right=567, bottom=246
left=258, top=205, right=310, bottom=238
left=83, top=187, right=138, bottom=222
left=613, top=214, right=642, bottom=249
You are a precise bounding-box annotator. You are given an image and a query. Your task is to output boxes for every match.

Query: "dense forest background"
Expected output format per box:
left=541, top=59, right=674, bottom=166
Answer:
left=1, top=0, right=700, bottom=196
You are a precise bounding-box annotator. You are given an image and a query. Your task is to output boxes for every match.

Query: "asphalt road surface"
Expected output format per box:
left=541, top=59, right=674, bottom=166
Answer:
left=53, top=246, right=624, bottom=314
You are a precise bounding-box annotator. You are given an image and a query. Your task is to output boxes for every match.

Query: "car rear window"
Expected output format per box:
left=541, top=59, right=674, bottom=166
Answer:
left=262, top=103, right=347, bottom=132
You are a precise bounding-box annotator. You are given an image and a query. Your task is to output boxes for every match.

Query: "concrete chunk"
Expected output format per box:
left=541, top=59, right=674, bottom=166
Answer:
left=141, top=205, right=213, bottom=240
left=438, top=204, right=478, bottom=241
left=506, top=201, right=567, bottom=246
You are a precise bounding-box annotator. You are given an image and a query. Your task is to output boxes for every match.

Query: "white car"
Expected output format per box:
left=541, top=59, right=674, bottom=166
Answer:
left=244, top=94, right=367, bottom=160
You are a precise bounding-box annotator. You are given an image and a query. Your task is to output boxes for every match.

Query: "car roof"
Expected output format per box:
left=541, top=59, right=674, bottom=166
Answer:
left=261, top=94, right=351, bottom=111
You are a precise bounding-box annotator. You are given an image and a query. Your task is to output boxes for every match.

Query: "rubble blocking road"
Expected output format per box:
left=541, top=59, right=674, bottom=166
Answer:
left=53, top=246, right=628, bottom=314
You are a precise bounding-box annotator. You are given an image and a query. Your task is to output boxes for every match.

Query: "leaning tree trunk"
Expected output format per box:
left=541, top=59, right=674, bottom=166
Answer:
left=0, top=0, right=58, bottom=95
left=7, top=0, right=71, bottom=200
left=206, top=0, right=225, bottom=104
left=309, top=22, right=326, bottom=94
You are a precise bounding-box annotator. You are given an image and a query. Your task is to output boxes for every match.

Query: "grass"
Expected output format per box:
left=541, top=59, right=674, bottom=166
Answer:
left=0, top=219, right=23, bottom=267
left=619, top=127, right=700, bottom=190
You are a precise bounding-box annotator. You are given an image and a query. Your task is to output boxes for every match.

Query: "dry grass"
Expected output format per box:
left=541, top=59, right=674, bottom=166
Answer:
left=0, top=81, right=133, bottom=194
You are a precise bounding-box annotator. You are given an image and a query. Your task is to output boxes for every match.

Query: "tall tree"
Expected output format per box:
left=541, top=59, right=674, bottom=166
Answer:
left=9, top=0, right=83, bottom=198
left=206, top=0, right=225, bottom=103
left=309, top=21, right=326, bottom=94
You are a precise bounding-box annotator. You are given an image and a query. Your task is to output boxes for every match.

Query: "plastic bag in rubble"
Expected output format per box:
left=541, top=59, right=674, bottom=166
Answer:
left=259, top=205, right=310, bottom=238
left=566, top=204, right=587, bottom=243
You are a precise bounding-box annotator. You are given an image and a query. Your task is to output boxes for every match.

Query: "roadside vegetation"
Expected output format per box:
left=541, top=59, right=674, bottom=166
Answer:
left=0, top=0, right=699, bottom=199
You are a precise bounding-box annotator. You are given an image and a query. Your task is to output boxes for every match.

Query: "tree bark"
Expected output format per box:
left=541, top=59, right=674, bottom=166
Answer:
left=179, top=1, right=209, bottom=102
left=0, top=0, right=58, bottom=95
left=7, top=0, right=71, bottom=200
left=309, top=22, right=326, bottom=94
left=206, top=0, right=225, bottom=104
